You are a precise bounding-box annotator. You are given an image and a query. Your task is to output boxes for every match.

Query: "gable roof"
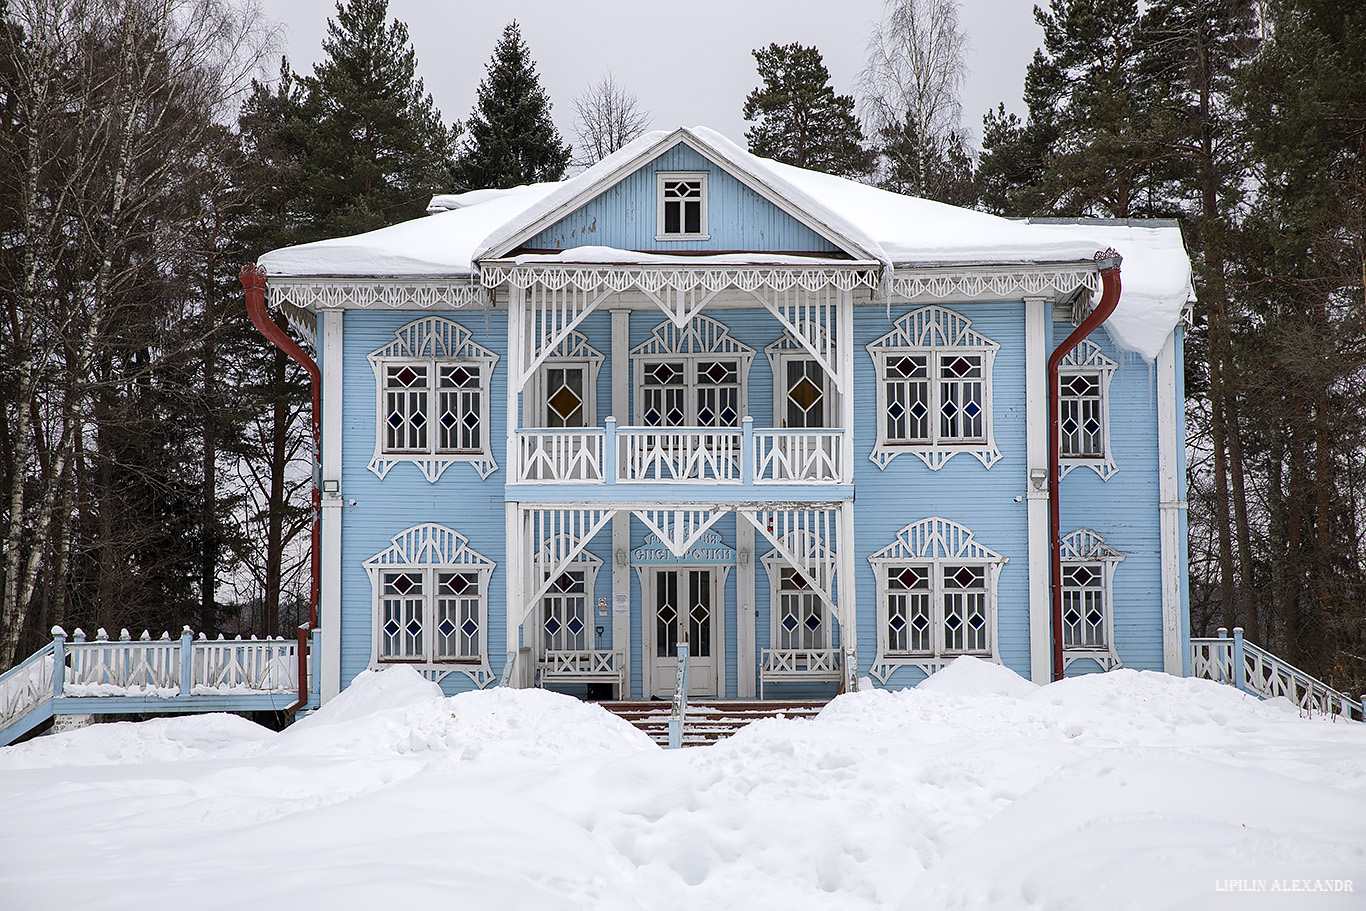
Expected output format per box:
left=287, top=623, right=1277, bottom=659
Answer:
left=256, top=126, right=1194, bottom=360
left=472, top=127, right=885, bottom=264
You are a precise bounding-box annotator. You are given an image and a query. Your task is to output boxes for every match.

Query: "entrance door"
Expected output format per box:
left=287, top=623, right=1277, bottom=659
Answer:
left=650, top=568, right=718, bottom=698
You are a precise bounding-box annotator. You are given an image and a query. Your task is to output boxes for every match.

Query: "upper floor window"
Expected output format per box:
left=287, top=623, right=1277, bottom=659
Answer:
left=1058, top=339, right=1118, bottom=480
left=532, top=331, right=603, bottom=429
left=866, top=306, right=1001, bottom=470
left=766, top=327, right=838, bottom=429
left=656, top=172, right=708, bottom=240
left=867, top=517, right=1008, bottom=682
left=368, top=317, right=499, bottom=481
left=632, top=315, right=754, bottom=427
left=364, top=523, right=496, bottom=687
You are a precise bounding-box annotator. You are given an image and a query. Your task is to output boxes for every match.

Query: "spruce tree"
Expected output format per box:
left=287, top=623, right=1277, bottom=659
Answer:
left=743, top=43, right=874, bottom=179
left=457, top=22, right=570, bottom=190
left=300, top=0, right=458, bottom=238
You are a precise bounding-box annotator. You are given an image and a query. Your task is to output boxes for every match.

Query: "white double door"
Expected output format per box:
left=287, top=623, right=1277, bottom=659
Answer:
left=647, top=567, right=721, bottom=699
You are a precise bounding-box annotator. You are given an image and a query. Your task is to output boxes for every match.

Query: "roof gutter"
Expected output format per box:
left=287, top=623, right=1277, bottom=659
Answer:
left=239, top=264, right=321, bottom=713
left=1048, top=249, right=1122, bottom=682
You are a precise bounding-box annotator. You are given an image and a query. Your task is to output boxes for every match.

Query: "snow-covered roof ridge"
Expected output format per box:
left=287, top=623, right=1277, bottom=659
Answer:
left=471, top=126, right=888, bottom=265
left=257, top=124, right=1194, bottom=359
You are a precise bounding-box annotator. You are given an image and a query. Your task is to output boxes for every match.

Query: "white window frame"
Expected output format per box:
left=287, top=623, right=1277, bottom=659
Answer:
left=1058, top=339, right=1118, bottom=480
left=530, top=331, right=604, bottom=428
left=368, top=317, right=499, bottom=481
left=364, top=523, right=496, bottom=687
left=1060, top=528, right=1124, bottom=671
left=655, top=171, right=709, bottom=241
left=760, top=530, right=838, bottom=651
left=867, top=517, right=1008, bottom=682
left=765, top=329, right=838, bottom=429
left=631, top=315, right=754, bottom=427
left=537, top=537, right=603, bottom=655
left=866, top=306, right=1001, bottom=470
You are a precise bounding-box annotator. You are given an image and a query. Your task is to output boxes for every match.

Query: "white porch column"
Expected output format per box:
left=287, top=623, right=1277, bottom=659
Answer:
left=838, top=498, right=858, bottom=689
left=1157, top=331, right=1185, bottom=675
left=610, top=307, right=631, bottom=695
left=506, top=284, right=524, bottom=480
left=736, top=517, right=756, bottom=698
left=505, top=501, right=524, bottom=681
left=319, top=309, right=344, bottom=702
left=839, top=286, right=855, bottom=477
left=1024, top=297, right=1052, bottom=684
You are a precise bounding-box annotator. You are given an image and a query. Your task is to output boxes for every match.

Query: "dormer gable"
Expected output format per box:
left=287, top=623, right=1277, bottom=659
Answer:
left=473, top=128, right=884, bottom=264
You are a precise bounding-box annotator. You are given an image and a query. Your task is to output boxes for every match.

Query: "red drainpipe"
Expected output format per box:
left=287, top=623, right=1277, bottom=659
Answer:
left=1048, top=249, right=1122, bottom=682
left=239, top=264, right=321, bottom=712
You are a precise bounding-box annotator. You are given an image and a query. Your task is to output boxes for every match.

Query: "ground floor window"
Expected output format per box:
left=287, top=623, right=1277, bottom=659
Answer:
left=364, top=523, right=495, bottom=685
left=1059, top=529, right=1124, bottom=669
left=868, top=518, right=1007, bottom=680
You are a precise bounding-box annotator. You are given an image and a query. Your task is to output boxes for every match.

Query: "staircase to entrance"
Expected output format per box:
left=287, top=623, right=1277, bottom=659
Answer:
left=601, top=699, right=827, bottom=747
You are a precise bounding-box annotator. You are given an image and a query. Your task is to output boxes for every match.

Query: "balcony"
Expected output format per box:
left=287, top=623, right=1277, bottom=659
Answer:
left=510, top=417, right=850, bottom=493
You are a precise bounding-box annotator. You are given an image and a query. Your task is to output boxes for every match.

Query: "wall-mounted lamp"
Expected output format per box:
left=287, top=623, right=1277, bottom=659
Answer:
left=1029, top=468, right=1047, bottom=490
left=615, top=548, right=627, bottom=568
left=738, top=548, right=750, bottom=567
left=322, top=479, right=340, bottom=495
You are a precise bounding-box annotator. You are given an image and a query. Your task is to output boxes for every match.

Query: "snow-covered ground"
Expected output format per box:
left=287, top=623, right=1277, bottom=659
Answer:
left=2, top=659, right=1362, bottom=910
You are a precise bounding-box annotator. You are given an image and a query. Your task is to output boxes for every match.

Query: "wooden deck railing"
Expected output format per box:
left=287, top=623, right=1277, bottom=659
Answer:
left=1191, top=627, right=1364, bottom=721
left=512, top=417, right=850, bottom=485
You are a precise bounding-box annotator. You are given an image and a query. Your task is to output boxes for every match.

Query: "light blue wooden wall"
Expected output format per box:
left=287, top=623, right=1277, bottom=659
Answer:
left=526, top=142, right=843, bottom=254
left=333, top=302, right=1174, bottom=698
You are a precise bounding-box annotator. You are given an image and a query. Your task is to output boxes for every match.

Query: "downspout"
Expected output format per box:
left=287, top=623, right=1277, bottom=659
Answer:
left=239, top=264, right=320, bottom=713
left=1048, top=249, right=1122, bottom=682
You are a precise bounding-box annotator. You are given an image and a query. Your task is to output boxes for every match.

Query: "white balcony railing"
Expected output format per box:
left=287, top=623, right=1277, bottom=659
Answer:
left=516, top=429, right=605, bottom=482
left=512, top=418, right=850, bottom=486
left=753, top=430, right=844, bottom=483
left=618, top=428, right=741, bottom=483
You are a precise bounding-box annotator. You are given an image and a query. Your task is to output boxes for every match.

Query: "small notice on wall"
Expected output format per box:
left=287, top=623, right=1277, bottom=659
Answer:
left=613, top=592, right=629, bottom=615
left=597, top=597, right=608, bottom=616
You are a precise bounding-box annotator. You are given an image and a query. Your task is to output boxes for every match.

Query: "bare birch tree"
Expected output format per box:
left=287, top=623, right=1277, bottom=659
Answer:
left=0, top=0, right=270, bottom=667
left=571, top=72, right=650, bottom=168
left=858, top=0, right=972, bottom=198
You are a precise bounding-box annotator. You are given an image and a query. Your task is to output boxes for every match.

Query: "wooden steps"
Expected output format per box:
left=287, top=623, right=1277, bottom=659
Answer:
left=600, top=699, right=827, bottom=747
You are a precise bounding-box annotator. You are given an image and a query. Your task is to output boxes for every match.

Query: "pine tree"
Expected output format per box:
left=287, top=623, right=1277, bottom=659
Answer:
left=977, top=0, right=1173, bottom=217
left=457, top=22, right=570, bottom=190
left=743, top=43, right=874, bottom=179
left=300, top=0, right=458, bottom=238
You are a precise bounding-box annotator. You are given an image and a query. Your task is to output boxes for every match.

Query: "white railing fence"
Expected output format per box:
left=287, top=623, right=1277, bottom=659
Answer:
left=516, top=429, right=605, bottom=482
left=753, top=430, right=844, bottom=483
left=0, top=641, right=56, bottom=732
left=759, top=647, right=843, bottom=699
left=510, top=417, right=852, bottom=486
left=1190, top=627, right=1364, bottom=721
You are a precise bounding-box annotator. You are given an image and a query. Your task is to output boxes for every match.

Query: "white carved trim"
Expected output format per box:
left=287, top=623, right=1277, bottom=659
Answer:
left=866, top=306, right=1002, bottom=471
left=867, top=517, right=1008, bottom=683
left=481, top=262, right=879, bottom=294
left=1059, top=528, right=1125, bottom=672
left=267, top=278, right=486, bottom=311
left=367, top=317, right=500, bottom=481
left=1058, top=339, right=1118, bottom=480
left=890, top=265, right=1100, bottom=303
left=363, top=523, right=496, bottom=688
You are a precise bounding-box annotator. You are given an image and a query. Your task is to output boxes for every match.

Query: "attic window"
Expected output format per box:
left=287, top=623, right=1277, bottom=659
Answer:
left=657, top=172, right=708, bottom=240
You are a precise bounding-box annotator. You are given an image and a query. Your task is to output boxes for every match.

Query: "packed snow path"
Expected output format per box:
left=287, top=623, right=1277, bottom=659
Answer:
left=2, top=659, right=1363, bottom=910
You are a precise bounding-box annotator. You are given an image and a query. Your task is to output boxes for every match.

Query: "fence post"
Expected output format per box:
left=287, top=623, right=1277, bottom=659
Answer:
left=180, top=626, right=194, bottom=696
left=1232, top=627, right=1246, bottom=694
left=742, top=417, right=755, bottom=485
left=604, top=416, right=617, bottom=486
left=51, top=627, right=66, bottom=699
left=1215, top=628, right=1228, bottom=684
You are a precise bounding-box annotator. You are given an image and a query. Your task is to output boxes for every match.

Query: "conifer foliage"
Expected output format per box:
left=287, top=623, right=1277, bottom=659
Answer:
left=300, top=0, right=458, bottom=238
left=457, top=22, right=571, bottom=190
left=743, top=43, right=874, bottom=179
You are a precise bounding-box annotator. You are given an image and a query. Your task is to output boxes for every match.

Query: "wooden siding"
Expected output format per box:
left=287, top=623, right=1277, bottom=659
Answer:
left=334, top=301, right=1173, bottom=699
left=525, top=142, right=843, bottom=254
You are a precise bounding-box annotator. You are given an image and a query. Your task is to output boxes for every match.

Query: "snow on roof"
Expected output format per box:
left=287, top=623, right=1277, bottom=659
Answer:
left=257, top=126, right=1193, bottom=359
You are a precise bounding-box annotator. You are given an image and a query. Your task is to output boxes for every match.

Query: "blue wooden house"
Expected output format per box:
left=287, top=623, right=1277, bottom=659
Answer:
left=252, top=126, right=1195, bottom=705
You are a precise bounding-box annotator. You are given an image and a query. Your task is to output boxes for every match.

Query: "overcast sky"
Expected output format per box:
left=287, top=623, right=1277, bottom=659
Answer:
left=253, top=0, right=1044, bottom=152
